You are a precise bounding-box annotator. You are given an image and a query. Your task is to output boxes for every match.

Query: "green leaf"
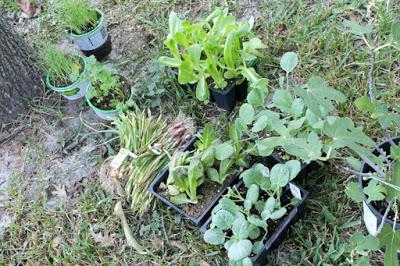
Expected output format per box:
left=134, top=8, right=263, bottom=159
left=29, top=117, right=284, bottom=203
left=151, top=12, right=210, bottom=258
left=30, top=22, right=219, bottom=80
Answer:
left=170, top=193, right=197, bottom=205
left=188, top=44, right=202, bottom=65
left=232, top=217, right=251, bottom=239
left=224, top=30, right=237, bottom=69
left=345, top=182, right=364, bottom=203
left=196, top=75, right=209, bottom=102
left=270, top=164, right=290, bottom=187
left=280, top=52, right=298, bottom=73
left=392, top=21, right=400, bottom=43
left=264, top=196, right=276, bottom=212
left=291, top=98, right=305, bottom=118
left=204, top=228, right=225, bottom=245
left=343, top=19, right=373, bottom=36
left=251, top=115, right=269, bottom=133
left=241, top=163, right=270, bottom=189
left=363, top=179, right=386, bottom=202
left=201, top=147, right=215, bottom=168
left=212, top=209, right=235, bottom=230
left=168, top=11, right=182, bottom=37
left=246, top=184, right=260, bottom=204
left=285, top=160, right=301, bottom=180
left=227, top=240, right=253, bottom=262
left=207, top=167, right=221, bottom=184
left=248, top=224, right=260, bottom=240
left=218, top=197, right=241, bottom=214
left=270, top=207, right=287, bottom=220
left=346, top=157, right=362, bottom=171
left=247, top=87, right=267, bottom=107
left=252, top=241, right=264, bottom=254
left=272, top=89, right=293, bottom=113
left=350, top=232, right=379, bottom=255
left=387, top=160, right=400, bottom=199
left=239, top=103, right=255, bottom=125
left=248, top=215, right=268, bottom=229
left=355, top=96, right=374, bottom=113
left=158, top=56, right=181, bottom=67
left=215, top=142, right=235, bottom=160
left=379, top=224, right=400, bottom=266
left=242, top=257, right=253, bottom=266
left=178, top=61, right=197, bottom=84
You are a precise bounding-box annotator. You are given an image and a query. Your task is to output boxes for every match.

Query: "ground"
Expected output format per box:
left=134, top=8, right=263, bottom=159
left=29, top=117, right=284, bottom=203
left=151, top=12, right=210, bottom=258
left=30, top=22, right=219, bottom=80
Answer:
left=1, top=0, right=399, bottom=265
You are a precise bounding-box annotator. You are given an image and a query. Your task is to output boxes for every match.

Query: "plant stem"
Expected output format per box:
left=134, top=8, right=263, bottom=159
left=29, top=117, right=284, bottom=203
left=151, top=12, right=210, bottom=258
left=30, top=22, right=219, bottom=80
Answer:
left=376, top=199, right=393, bottom=235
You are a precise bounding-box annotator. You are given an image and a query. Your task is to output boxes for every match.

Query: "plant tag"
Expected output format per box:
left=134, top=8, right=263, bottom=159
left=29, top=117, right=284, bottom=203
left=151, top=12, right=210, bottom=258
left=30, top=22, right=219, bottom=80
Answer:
left=289, top=182, right=302, bottom=200
left=363, top=201, right=378, bottom=236
left=110, top=149, right=137, bottom=170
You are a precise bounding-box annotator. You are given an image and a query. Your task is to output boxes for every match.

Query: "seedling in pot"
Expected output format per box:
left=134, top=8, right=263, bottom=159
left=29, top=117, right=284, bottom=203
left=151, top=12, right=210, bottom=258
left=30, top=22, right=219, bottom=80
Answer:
left=343, top=20, right=400, bottom=266
left=203, top=160, right=303, bottom=265
left=53, top=0, right=112, bottom=60
left=159, top=8, right=266, bottom=110
left=39, top=43, right=88, bottom=100
left=84, top=56, right=134, bottom=120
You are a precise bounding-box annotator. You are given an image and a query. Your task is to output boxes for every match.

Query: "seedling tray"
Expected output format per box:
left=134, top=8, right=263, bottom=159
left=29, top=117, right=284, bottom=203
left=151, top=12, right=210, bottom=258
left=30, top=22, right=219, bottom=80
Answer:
left=210, top=81, right=237, bottom=112
left=148, top=135, right=241, bottom=227
left=200, top=179, right=309, bottom=266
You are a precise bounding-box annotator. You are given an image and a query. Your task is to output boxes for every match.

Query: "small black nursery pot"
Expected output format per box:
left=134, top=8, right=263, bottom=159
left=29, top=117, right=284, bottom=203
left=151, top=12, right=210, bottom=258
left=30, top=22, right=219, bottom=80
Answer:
left=359, top=136, right=400, bottom=235
left=210, top=82, right=237, bottom=112
left=70, top=9, right=112, bottom=61
left=200, top=178, right=309, bottom=266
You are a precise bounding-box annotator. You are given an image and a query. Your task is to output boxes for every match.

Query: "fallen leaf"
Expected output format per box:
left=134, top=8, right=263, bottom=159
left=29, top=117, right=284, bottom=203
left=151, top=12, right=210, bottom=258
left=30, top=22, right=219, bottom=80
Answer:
left=89, top=226, right=115, bottom=247
left=19, top=0, right=40, bottom=18
left=170, top=240, right=187, bottom=253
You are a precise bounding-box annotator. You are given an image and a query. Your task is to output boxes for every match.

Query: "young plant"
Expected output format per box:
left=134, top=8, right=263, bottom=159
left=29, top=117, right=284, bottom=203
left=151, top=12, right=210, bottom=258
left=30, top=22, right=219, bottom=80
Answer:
left=236, top=52, right=374, bottom=164
left=53, top=0, right=98, bottom=34
left=84, top=56, right=131, bottom=110
left=39, top=43, right=82, bottom=85
left=159, top=8, right=266, bottom=102
left=343, top=20, right=400, bottom=266
left=203, top=161, right=301, bottom=265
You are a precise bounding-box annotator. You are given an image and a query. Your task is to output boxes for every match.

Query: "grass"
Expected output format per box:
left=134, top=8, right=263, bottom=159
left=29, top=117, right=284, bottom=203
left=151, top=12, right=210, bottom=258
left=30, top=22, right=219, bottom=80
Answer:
left=2, top=0, right=400, bottom=265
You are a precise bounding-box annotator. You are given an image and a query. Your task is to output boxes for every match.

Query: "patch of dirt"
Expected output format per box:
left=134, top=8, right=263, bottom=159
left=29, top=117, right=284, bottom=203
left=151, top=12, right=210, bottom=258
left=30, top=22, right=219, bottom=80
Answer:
left=90, top=76, right=130, bottom=110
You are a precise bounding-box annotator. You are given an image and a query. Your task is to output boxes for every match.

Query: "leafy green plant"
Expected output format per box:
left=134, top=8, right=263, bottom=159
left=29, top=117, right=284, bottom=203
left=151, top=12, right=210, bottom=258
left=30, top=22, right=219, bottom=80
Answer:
left=343, top=20, right=400, bottom=266
left=165, top=124, right=250, bottom=205
left=39, top=43, right=82, bottom=85
left=159, top=8, right=266, bottom=103
left=236, top=52, right=374, bottom=164
left=204, top=161, right=301, bottom=265
left=53, top=0, right=98, bottom=34
left=84, top=56, right=132, bottom=110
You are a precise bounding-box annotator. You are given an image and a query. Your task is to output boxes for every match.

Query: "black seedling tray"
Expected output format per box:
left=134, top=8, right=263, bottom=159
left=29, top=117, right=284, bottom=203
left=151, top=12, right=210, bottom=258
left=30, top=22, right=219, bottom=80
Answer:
left=359, top=136, right=400, bottom=229
left=210, top=82, right=237, bottom=112
left=200, top=178, right=309, bottom=266
left=148, top=135, right=241, bottom=227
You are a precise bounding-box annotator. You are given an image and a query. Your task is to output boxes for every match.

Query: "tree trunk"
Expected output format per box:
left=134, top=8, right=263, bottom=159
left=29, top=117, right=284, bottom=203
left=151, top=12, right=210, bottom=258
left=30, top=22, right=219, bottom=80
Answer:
left=0, top=15, right=43, bottom=126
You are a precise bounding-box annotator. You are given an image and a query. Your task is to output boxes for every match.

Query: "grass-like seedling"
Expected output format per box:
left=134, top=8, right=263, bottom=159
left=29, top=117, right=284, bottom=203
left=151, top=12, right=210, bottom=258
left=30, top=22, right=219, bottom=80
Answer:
left=53, top=0, right=99, bottom=34
left=38, top=43, right=82, bottom=86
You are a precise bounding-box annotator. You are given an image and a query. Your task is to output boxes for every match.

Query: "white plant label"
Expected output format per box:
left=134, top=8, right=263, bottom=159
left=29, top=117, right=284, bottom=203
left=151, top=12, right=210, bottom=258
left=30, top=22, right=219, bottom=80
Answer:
left=110, top=149, right=137, bottom=170
left=289, top=182, right=302, bottom=200
left=363, top=201, right=378, bottom=236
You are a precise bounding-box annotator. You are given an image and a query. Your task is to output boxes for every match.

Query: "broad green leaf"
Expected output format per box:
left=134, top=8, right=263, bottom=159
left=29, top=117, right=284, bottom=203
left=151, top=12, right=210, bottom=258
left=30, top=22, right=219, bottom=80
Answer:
left=251, top=115, right=269, bottom=132
left=224, top=30, right=236, bottom=69
left=356, top=256, right=372, bottom=266
left=204, top=228, right=225, bottom=245
left=246, top=184, right=259, bottom=203
left=350, top=232, right=379, bottom=255
left=242, top=257, right=253, bottom=266
left=248, top=224, right=260, bottom=240
left=188, top=44, right=202, bottom=65
left=285, top=160, right=301, bottom=180
left=248, top=215, right=268, bottom=229
left=232, top=217, right=251, bottom=239
left=196, top=75, right=209, bottom=102
left=343, top=19, right=373, bottom=36
left=168, top=11, right=183, bottom=37
left=207, top=168, right=221, bottom=184
left=355, top=96, right=374, bottom=113
left=241, top=163, right=270, bottom=189
left=379, top=224, right=400, bottom=266
left=227, top=239, right=253, bottom=262
left=201, top=147, right=215, bottom=167
left=270, top=164, right=290, bottom=187
left=363, top=180, right=386, bottom=202
left=178, top=61, right=197, bottom=84
left=218, top=197, right=241, bottom=214
left=264, top=196, right=276, bottom=212
left=215, top=142, right=235, bottom=160
left=387, top=160, right=400, bottom=199
left=280, top=52, right=298, bottom=73
left=243, top=37, right=267, bottom=56
left=239, top=103, right=255, bottom=125
left=345, top=182, right=364, bottom=203
left=212, top=209, right=235, bottom=230
left=247, top=87, right=267, bottom=107
left=346, top=157, right=362, bottom=171
left=252, top=241, right=264, bottom=254
left=270, top=207, right=287, bottom=220
left=158, top=56, right=181, bottom=67
left=170, top=193, right=197, bottom=205
left=392, top=21, right=400, bottom=43
left=272, top=89, right=293, bottom=113
left=291, top=98, right=305, bottom=118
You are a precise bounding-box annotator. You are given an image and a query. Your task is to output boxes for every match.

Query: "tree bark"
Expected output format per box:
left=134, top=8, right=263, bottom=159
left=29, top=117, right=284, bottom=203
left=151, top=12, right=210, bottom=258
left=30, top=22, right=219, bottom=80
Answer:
left=0, top=15, right=43, bottom=126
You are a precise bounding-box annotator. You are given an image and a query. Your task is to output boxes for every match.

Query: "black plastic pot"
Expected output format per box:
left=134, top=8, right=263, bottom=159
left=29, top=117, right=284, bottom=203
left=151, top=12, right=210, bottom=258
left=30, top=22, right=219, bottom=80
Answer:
left=148, top=135, right=238, bottom=227
left=81, top=35, right=112, bottom=61
left=359, top=136, right=400, bottom=231
left=210, top=82, right=237, bottom=112
left=235, top=79, right=248, bottom=102
left=200, top=178, right=309, bottom=266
